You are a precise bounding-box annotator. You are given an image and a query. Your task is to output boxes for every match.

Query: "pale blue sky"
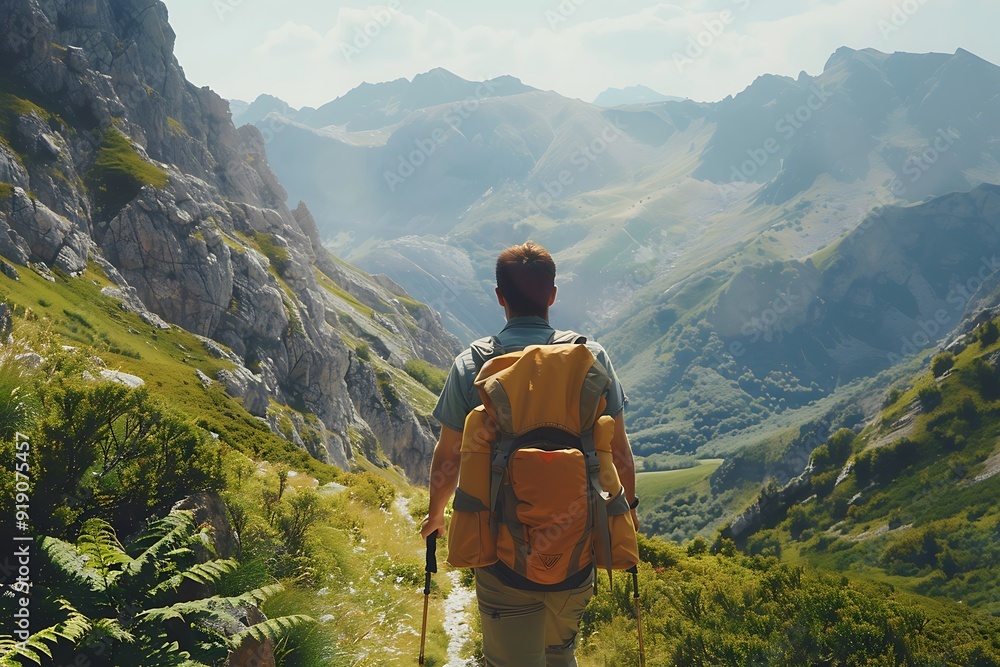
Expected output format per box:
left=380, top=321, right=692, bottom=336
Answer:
left=161, top=0, right=999, bottom=107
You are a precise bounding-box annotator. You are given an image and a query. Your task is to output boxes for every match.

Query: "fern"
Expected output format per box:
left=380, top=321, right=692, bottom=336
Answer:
left=149, top=558, right=238, bottom=596
left=39, top=537, right=104, bottom=610
left=231, top=583, right=284, bottom=606
left=88, top=617, right=134, bottom=644
left=122, top=511, right=198, bottom=589
left=16, top=509, right=290, bottom=666
left=231, top=614, right=314, bottom=646
left=76, top=519, right=129, bottom=587
left=0, top=601, right=91, bottom=664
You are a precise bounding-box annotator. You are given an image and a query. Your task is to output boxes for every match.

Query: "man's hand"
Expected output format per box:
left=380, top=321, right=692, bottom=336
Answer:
left=421, top=513, right=445, bottom=540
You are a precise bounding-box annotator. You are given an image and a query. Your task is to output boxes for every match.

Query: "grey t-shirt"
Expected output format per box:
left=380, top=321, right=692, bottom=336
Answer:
left=432, top=316, right=628, bottom=432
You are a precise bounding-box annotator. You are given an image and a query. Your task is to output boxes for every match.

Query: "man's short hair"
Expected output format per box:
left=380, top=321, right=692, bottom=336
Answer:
left=495, top=242, right=556, bottom=318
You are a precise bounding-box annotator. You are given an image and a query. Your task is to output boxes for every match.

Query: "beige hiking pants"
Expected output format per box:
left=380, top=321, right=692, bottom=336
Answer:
left=475, top=568, right=595, bottom=667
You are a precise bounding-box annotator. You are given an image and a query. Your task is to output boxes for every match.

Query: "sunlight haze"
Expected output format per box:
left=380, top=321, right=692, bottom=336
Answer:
left=162, top=0, right=1000, bottom=107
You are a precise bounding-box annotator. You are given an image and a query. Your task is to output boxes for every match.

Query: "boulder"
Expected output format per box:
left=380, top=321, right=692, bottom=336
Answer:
left=217, top=367, right=269, bottom=417
left=172, top=491, right=240, bottom=559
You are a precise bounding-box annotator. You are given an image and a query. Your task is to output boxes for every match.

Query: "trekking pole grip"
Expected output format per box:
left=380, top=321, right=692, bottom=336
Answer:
left=426, top=533, right=438, bottom=573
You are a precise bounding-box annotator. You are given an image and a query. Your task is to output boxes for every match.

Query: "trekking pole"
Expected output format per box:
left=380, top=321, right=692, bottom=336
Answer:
left=629, top=565, right=646, bottom=667
left=418, top=533, right=438, bottom=666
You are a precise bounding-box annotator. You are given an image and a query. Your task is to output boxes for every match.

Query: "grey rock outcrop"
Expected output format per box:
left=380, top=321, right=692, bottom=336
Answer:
left=216, top=367, right=269, bottom=418
left=0, top=0, right=459, bottom=481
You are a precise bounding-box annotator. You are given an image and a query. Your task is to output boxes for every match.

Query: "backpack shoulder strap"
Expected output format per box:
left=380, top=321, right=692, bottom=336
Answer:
left=470, top=335, right=505, bottom=372
left=549, top=329, right=588, bottom=345
left=472, top=329, right=586, bottom=372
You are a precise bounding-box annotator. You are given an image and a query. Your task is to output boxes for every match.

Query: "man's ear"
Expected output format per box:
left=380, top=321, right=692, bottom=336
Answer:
left=496, top=287, right=507, bottom=308
left=548, top=285, right=558, bottom=307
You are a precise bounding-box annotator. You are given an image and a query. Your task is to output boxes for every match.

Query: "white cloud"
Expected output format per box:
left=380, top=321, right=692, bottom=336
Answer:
left=164, top=0, right=1000, bottom=108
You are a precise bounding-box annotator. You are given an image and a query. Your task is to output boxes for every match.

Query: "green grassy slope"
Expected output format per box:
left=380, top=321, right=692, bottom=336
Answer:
left=0, top=261, right=347, bottom=476
left=636, top=459, right=723, bottom=498
left=579, top=538, right=999, bottom=667
left=734, top=316, right=1000, bottom=618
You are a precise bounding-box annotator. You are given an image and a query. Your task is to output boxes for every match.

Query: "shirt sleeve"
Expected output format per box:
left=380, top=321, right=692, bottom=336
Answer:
left=590, top=342, right=628, bottom=417
left=432, top=353, right=475, bottom=432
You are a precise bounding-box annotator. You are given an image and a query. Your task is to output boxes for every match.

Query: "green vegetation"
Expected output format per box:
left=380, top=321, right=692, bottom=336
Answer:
left=577, top=536, right=999, bottom=666
left=87, top=128, right=168, bottom=221
left=253, top=232, right=291, bottom=276
left=403, top=358, right=448, bottom=394
left=932, top=352, right=955, bottom=377
left=0, top=90, right=66, bottom=161
left=0, top=362, right=223, bottom=536
left=640, top=459, right=755, bottom=543
left=0, top=268, right=454, bottom=666
left=165, top=116, right=188, bottom=138
left=736, top=318, right=1000, bottom=617
left=0, top=181, right=13, bottom=200
left=314, top=268, right=374, bottom=318
left=0, top=511, right=309, bottom=666
left=636, top=459, right=721, bottom=499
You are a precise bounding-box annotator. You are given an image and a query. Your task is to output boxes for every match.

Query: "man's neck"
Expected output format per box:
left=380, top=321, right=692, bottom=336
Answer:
left=505, top=312, right=549, bottom=323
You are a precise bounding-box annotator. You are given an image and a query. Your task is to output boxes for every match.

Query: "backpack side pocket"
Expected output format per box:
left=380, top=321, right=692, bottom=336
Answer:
left=595, top=487, right=640, bottom=571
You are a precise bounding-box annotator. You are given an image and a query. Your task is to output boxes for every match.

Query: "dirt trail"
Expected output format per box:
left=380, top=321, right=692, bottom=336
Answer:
left=442, top=570, right=477, bottom=667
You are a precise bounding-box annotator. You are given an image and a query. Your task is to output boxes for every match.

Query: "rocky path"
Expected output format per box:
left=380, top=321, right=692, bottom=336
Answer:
left=441, top=570, right=477, bottom=667
left=392, top=495, right=476, bottom=666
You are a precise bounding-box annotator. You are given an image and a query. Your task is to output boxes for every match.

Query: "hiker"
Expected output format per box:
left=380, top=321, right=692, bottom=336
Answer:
left=420, top=241, right=639, bottom=667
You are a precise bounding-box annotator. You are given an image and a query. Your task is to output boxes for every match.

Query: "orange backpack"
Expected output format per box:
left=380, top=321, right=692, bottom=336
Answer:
left=447, top=332, right=639, bottom=585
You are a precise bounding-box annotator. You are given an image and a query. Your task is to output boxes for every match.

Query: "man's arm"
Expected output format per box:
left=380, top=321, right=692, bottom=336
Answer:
left=610, top=412, right=639, bottom=529
left=420, top=425, right=463, bottom=539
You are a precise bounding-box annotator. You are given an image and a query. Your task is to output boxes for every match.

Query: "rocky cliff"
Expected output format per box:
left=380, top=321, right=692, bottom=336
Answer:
left=0, top=0, right=458, bottom=481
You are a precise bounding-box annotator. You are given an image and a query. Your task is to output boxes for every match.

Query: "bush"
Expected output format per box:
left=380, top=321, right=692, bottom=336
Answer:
left=24, top=377, right=223, bottom=536
left=253, top=232, right=292, bottom=276
left=687, top=536, right=710, bottom=556
left=917, top=385, right=942, bottom=412
left=343, top=471, right=396, bottom=510
left=978, top=319, right=999, bottom=347
left=404, top=358, right=448, bottom=394
left=931, top=352, right=955, bottom=377
left=884, top=387, right=904, bottom=407
left=788, top=505, right=812, bottom=540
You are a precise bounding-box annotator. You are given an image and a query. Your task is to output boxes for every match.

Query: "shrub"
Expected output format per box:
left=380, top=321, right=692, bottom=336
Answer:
left=978, top=319, right=999, bottom=347
left=356, top=342, right=371, bottom=361
left=404, top=358, right=448, bottom=394
left=687, top=536, right=710, bottom=556
left=253, top=232, right=292, bottom=276
left=917, top=385, right=942, bottom=412
left=27, top=377, right=223, bottom=535
left=884, top=387, right=903, bottom=407
left=343, top=471, right=396, bottom=510
left=931, top=352, right=955, bottom=377
left=788, top=505, right=812, bottom=540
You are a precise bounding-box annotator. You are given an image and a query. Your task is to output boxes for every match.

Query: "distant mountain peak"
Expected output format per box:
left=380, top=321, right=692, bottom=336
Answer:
left=413, top=67, right=462, bottom=80
left=594, top=85, right=682, bottom=107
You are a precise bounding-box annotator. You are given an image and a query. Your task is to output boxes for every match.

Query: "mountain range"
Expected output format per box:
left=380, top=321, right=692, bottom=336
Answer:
left=238, top=49, right=1000, bottom=460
